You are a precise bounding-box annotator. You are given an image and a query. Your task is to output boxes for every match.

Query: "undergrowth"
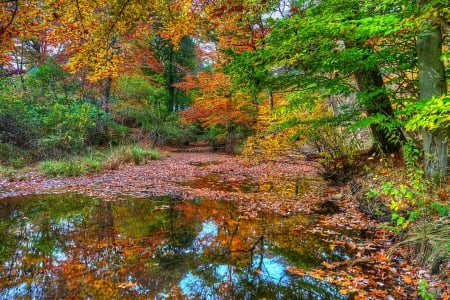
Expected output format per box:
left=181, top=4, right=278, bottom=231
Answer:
left=38, top=145, right=162, bottom=177
left=359, top=141, right=449, bottom=293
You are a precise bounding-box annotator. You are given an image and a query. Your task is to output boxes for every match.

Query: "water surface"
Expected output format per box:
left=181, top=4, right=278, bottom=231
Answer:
left=0, top=194, right=352, bottom=299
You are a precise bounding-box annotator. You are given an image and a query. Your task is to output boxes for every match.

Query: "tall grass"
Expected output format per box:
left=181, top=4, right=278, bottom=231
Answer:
left=38, top=145, right=162, bottom=177
left=391, top=220, right=449, bottom=277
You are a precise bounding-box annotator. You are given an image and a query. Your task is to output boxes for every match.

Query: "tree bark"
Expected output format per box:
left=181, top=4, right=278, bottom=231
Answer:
left=354, top=67, right=404, bottom=153
left=417, top=20, right=448, bottom=179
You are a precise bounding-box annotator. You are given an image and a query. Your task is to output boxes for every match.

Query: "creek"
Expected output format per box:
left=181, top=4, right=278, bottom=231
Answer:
left=0, top=193, right=364, bottom=299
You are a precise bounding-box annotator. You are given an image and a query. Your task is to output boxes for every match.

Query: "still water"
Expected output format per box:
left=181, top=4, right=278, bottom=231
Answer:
left=0, top=194, right=352, bottom=299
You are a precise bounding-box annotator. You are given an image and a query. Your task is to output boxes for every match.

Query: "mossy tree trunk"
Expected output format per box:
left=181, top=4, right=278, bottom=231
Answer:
left=417, top=0, right=448, bottom=179
left=354, top=67, right=405, bottom=154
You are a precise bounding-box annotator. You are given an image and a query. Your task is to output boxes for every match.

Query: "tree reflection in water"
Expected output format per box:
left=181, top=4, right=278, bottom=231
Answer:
left=0, top=194, right=351, bottom=299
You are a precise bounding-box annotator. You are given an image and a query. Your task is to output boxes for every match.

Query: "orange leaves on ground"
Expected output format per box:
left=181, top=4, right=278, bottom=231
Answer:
left=402, top=274, right=413, bottom=284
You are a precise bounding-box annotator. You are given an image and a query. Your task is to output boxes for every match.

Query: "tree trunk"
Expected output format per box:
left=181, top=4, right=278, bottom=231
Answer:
left=102, top=76, right=112, bottom=111
left=225, top=124, right=235, bottom=154
left=416, top=12, right=448, bottom=179
left=354, top=67, right=404, bottom=153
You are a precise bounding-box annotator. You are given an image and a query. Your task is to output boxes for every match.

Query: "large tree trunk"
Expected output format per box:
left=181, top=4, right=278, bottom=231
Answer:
left=416, top=17, right=448, bottom=179
left=354, top=67, right=404, bottom=153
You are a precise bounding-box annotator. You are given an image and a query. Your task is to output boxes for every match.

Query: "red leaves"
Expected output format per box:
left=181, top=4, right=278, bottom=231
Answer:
left=1, top=150, right=448, bottom=298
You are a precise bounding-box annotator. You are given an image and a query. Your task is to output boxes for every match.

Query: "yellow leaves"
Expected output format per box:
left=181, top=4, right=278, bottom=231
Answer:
left=180, top=71, right=255, bottom=128
left=242, top=95, right=333, bottom=160
left=64, top=36, right=125, bottom=81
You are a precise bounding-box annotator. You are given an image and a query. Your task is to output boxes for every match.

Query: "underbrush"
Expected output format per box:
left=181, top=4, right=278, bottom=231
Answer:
left=355, top=145, right=449, bottom=294
left=0, top=165, right=21, bottom=181
left=38, top=145, right=162, bottom=177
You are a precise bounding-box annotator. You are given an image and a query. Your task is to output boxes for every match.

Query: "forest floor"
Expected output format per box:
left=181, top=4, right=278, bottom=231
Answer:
left=0, top=146, right=448, bottom=299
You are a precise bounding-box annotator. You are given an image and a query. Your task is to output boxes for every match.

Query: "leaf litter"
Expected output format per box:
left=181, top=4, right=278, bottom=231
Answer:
left=0, top=149, right=448, bottom=298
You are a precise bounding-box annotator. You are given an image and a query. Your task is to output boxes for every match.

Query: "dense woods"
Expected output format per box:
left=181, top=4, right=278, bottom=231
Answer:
left=0, top=0, right=449, bottom=298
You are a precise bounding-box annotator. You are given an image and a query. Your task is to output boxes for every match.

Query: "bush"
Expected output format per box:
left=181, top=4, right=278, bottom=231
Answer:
left=0, top=97, right=40, bottom=149
left=0, top=143, right=35, bottom=166
left=41, top=102, right=98, bottom=152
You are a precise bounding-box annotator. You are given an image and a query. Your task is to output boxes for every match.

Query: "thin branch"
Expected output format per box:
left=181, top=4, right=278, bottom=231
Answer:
left=107, top=0, right=131, bottom=37
left=0, top=0, right=18, bottom=37
left=75, top=0, right=84, bottom=23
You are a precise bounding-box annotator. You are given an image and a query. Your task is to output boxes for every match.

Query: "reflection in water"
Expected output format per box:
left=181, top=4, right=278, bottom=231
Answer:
left=0, top=194, right=351, bottom=299
left=180, top=174, right=320, bottom=196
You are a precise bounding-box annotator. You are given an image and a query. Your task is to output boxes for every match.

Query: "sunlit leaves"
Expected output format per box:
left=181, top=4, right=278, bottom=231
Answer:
left=180, top=71, right=254, bottom=129
left=405, top=95, right=450, bottom=132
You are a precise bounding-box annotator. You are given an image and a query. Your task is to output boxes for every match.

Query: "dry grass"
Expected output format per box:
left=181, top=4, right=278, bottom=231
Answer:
left=392, top=220, right=450, bottom=277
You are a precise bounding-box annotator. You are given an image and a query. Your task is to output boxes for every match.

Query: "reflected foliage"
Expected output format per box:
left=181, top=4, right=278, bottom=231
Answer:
left=0, top=194, right=352, bottom=299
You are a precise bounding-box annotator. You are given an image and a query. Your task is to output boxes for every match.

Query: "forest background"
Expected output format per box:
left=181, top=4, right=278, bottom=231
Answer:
left=0, top=0, right=449, bottom=296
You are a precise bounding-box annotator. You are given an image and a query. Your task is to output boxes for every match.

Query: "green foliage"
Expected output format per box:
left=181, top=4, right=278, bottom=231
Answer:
left=405, top=95, right=450, bottom=132
left=148, top=114, right=198, bottom=147
left=0, top=143, right=30, bottom=166
left=148, top=35, right=196, bottom=113
left=39, top=160, right=87, bottom=177
left=116, top=74, right=164, bottom=103
left=25, top=58, right=80, bottom=102
left=430, top=202, right=450, bottom=217
left=364, top=145, right=448, bottom=232
left=39, top=154, right=105, bottom=177
left=114, top=74, right=194, bottom=147
left=417, top=280, right=435, bottom=300
left=38, top=145, right=162, bottom=176
left=114, top=74, right=170, bottom=124
left=0, top=93, right=40, bottom=149
left=40, top=102, right=96, bottom=153
left=128, top=146, right=160, bottom=164
left=403, top=140, right=423, bottom=168
left=373, top=168, right=429, bottom=229
left=113, top=145, right=161, bottom=165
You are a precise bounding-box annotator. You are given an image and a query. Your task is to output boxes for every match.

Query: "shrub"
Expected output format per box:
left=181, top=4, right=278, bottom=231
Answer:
left=0, top=97, right=40, bottom=149
left=41, top=102, right=98, bottom=152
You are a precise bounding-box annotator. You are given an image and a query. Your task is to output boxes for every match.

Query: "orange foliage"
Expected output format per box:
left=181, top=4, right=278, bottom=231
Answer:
left=179, top=71, right=254, bottom=128
left=194, top=0, right=270, bottom=53
left=0, top=0, right=50, bottom=65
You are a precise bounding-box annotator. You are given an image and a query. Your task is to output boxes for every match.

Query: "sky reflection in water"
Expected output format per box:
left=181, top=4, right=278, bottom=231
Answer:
left=0, top=193, right=351, bottom=299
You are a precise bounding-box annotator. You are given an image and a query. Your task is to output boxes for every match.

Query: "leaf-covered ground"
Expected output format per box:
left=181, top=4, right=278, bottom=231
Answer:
left=0, top=148, right=322, bottom=215
left=0, top=148, right=448, bottom=299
